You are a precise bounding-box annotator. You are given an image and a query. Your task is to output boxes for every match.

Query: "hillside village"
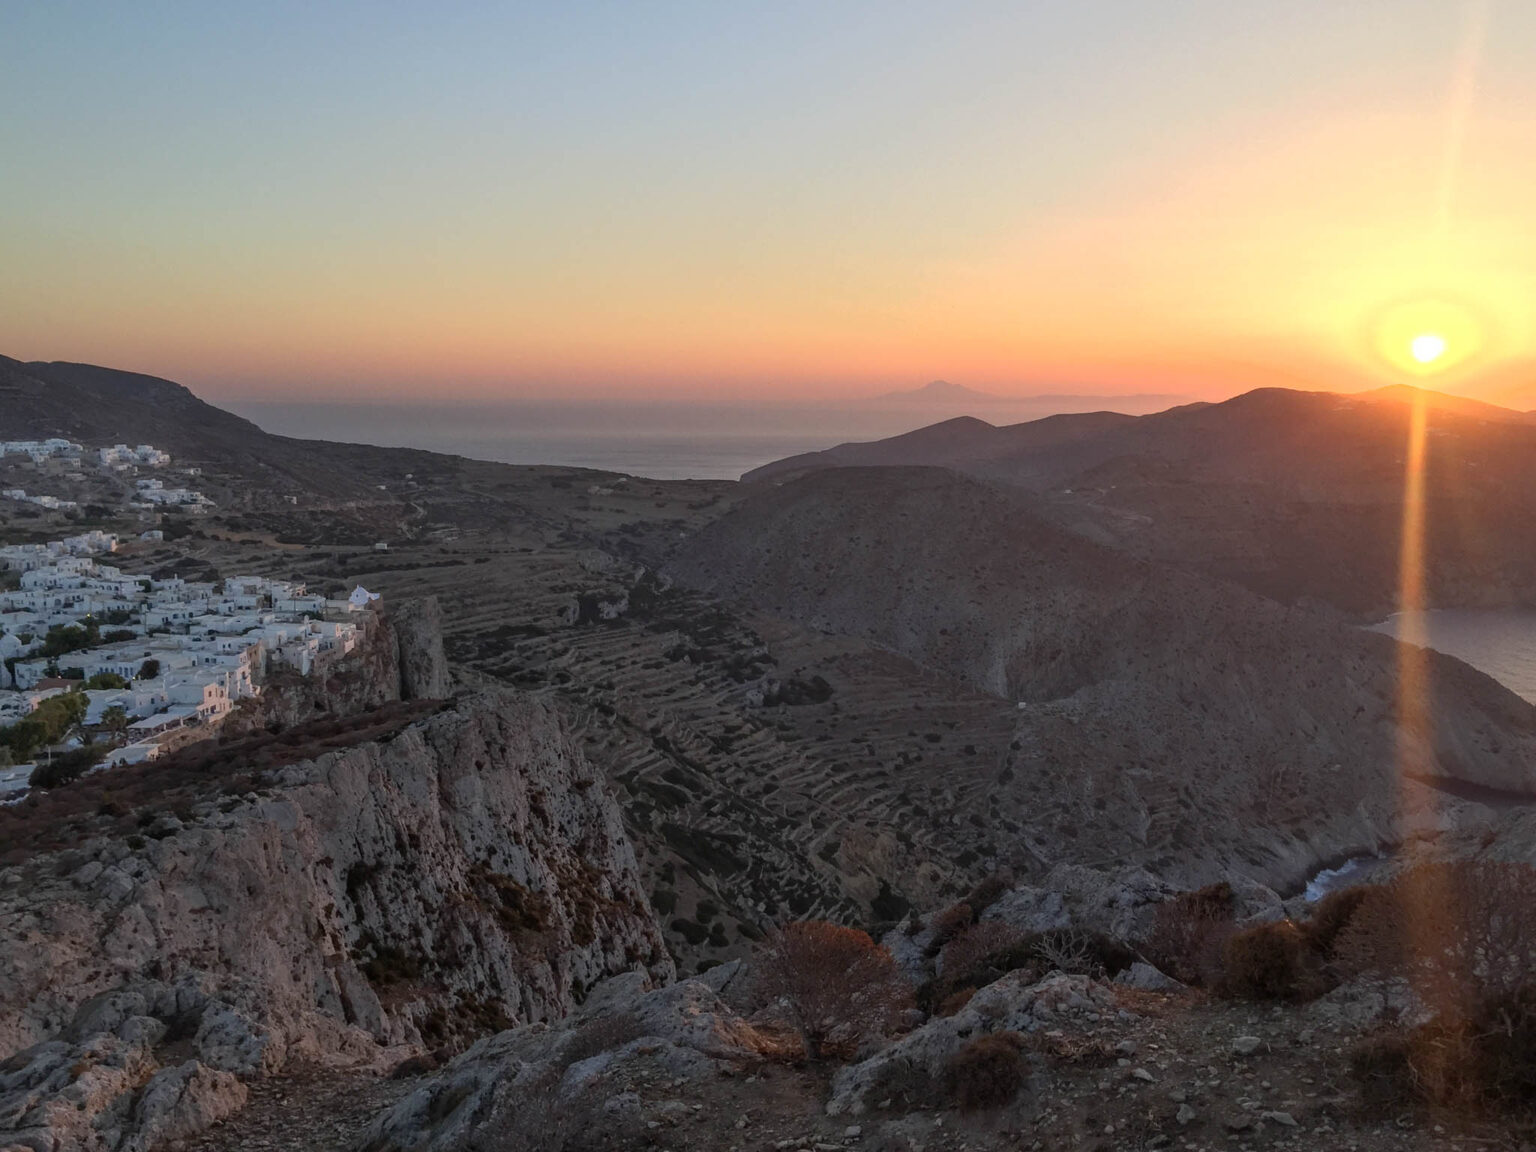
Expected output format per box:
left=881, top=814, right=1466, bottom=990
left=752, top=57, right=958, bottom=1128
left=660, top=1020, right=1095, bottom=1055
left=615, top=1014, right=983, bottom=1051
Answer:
left=0, top=438, right=378, bottom=797
left=2, top=437, right=211, bottom=514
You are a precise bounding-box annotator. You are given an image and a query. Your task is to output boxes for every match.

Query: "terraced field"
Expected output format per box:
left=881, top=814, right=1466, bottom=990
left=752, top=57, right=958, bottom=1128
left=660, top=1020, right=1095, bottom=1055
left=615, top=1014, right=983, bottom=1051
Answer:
left=319, top=539, right=1023, bottom=970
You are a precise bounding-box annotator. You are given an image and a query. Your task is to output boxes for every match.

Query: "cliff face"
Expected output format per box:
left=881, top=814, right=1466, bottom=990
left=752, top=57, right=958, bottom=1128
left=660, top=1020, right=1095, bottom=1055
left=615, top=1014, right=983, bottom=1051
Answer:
left=386, top=597, right=452, bottom=701
left=0, top=690, right=671, bottom=1149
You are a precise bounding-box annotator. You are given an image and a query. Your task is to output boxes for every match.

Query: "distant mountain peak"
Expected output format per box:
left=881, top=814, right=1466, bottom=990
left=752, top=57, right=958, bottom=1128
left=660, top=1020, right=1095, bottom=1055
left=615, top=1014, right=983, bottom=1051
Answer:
left=874, top=380, right=999, bottom=403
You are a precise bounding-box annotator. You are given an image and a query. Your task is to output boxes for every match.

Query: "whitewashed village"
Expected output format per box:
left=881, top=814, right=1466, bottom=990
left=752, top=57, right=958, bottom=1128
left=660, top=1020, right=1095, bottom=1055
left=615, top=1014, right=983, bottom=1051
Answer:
left=0, top=438, right=378, bottom=797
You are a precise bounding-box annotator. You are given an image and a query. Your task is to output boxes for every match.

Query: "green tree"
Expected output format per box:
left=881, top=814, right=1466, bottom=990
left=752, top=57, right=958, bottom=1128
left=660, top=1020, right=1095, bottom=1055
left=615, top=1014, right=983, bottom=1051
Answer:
left=137, top=659, right=161, bottom=680
left=101, top=705, right=130, bottom=739
left=0, top=691, right=87, bottom=762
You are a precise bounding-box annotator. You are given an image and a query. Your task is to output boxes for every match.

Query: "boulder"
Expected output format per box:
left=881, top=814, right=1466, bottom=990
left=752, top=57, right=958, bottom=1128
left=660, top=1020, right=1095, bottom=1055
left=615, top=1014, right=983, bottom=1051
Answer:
left=1113, top=962, right=1184, bottom=993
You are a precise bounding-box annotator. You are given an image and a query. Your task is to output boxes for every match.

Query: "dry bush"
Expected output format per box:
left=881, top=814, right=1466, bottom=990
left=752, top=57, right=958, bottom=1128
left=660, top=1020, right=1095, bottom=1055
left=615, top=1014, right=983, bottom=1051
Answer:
left=944, top=1032, right=1028, bottom=1111
left=1336, top=862, right=1536, bottom=1117
left=924, top=922, right=1131, bottom=1013
left=939, top=921, right=1024, bottom=983
left=925, top=921, right=1035, bottom=1012
left=1145, top=882, right=1236, bottom=986
left=926, top=901, right=976, bottom=955
left=963, top=870, right=1014, bottom=918
left=1333, top=861, right=1536, bottom=1017
left=1305, top=886, right=1371, bottom=961
left=1350, top=984, right=1536, bottom=1115
left=1027, top=1030, right=1118, bottom=1067
left=1221, top=920, right=1322, bottom=1001
left=756, top=920, right=913, bottom=1061
left=1034, top=927, right=1101, bottom=975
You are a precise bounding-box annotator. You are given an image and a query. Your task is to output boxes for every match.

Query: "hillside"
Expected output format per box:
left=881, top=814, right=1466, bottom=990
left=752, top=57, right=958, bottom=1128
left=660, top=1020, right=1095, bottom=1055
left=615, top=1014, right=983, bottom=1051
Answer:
left=0, top=356, right=462, bottom=502
left=748, top=386, right=1536, bottom=614
left=669, top=466, right=1536, bottom=889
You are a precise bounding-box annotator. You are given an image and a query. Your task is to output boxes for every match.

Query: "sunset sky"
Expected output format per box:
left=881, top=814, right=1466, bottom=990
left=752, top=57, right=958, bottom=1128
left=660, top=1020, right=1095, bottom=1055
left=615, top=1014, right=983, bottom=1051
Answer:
left=4, top=1, right=1535, bottom=405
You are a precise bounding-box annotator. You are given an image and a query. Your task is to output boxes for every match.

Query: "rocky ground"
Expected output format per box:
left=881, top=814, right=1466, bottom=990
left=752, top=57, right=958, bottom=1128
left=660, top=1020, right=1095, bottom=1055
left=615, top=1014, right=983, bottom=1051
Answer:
left=170, top=973, right=1535, bottom=1152
left=183, top=1071, right=412, bottom=1152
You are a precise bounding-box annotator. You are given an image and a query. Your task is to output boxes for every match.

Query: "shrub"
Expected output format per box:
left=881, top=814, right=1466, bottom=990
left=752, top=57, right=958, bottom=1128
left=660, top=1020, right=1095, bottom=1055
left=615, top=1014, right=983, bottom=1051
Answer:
left=963, top=871, right=1014, bottom=917
left=1221, top=920, right=1319, bottom=1001
left=1305, top=886, right=1371, bottom=961
left=756, top=920, right=913, bottom=1061
left=926, top=901, right=975, bottom=955
left=940, top=920, right=1025, bottom=985
left=945, top=1032, right=1027, bottom=1110
left=924, top=922, right=1132, bottom=1012
left=1033, top=927, right=1133, bottom=977
left=28, top=745, right=105, bottom=790
left=1350, top=984, right=1536, bottom=1114
left=1145, top=882, right=1236, bottom=986
left=0, top=690, right=88, bottom=763
left=1333, top=861, right=1536, bottom=1017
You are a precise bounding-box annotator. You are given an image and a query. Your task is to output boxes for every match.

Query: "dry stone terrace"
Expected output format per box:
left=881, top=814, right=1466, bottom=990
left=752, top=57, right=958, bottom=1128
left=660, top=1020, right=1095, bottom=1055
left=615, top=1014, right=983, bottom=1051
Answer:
left=282, top=538, right=1036, bottom=968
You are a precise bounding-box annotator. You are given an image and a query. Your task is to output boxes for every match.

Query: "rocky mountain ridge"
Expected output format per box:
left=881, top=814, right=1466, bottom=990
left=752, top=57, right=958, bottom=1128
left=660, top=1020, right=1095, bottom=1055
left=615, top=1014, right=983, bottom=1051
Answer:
left=746, top=386, right=1536, bottom=615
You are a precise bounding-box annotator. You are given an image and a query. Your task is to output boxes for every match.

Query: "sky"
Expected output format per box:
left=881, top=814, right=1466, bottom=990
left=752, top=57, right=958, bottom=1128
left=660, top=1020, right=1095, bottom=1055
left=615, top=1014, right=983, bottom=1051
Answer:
left=3, top=1, right=1536, bottom=406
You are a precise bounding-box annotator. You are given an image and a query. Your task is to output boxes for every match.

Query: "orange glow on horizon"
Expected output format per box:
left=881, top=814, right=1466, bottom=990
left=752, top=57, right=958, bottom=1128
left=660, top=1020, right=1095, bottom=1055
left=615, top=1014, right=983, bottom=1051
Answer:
left=4, top=11, right=1536, bottom=405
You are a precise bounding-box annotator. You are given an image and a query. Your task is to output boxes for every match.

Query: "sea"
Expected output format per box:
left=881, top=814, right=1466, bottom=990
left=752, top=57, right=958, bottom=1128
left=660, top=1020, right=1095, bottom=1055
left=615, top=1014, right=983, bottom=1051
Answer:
left=1366, top=609, right=1536, bottom=704
left=221, top=396, right=1177, bottom=482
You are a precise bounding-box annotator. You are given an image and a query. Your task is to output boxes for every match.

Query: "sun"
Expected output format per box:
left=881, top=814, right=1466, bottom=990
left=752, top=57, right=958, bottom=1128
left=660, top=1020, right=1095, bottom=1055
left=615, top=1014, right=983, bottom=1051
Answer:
left=1410, top=332, right=1448, bottom=365
left=1369, top=297, right=1484, bottom=377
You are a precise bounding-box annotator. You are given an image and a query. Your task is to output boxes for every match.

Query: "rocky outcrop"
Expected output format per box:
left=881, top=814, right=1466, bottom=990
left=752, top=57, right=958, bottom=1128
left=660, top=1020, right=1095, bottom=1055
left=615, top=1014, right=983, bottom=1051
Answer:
left=826, top=972, right=1120, bottom=1116
left=223, top=598, right=450, bottom=738
left=386, top=598, right=452, bottom=700
left=357, top=971, right=763, bottom=1152
left=0, top=690, right=671, bottom=1151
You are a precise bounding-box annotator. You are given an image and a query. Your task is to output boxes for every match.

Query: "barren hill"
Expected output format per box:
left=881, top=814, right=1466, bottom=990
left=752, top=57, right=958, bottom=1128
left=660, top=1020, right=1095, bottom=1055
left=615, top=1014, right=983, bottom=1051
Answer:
left=0, top=356, right=462, bottom=501
left=669, top=466, right=1536, bottom=888
left=747, top=386, right=1536, bottom=614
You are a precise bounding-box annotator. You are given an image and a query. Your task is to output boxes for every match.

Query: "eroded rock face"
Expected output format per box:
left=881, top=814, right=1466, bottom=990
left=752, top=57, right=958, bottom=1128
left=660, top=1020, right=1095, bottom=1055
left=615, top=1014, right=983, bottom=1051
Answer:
left=0, top=690, right=672, bottom=1150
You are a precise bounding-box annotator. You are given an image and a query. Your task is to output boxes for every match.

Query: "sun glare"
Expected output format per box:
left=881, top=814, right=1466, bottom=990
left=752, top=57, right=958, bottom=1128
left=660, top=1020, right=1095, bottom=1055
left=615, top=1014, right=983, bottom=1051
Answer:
left=1410, top=332, right=1448, bottom=365
left=1370, top=297, right=1484, bottom=377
